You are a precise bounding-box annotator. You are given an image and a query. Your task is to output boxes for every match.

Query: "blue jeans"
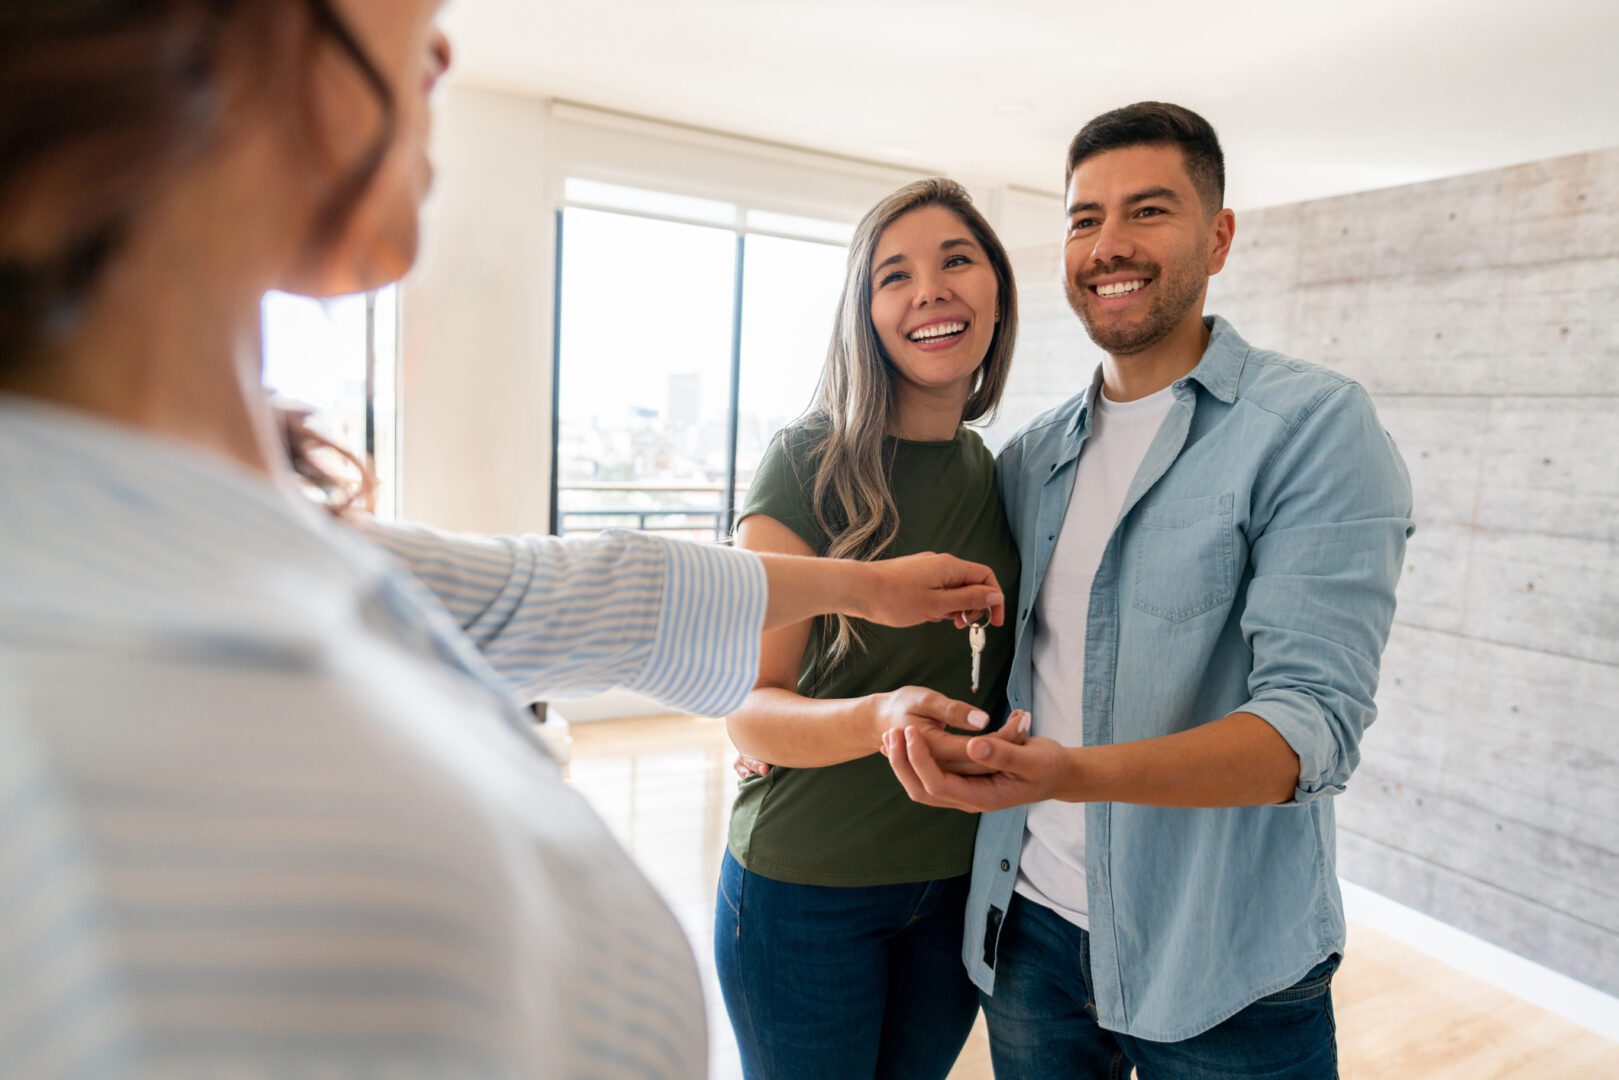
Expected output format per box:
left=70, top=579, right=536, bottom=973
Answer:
left=983, top=894, right=1339, bottom=1079
left=714, top=851, right=980, bottom=1079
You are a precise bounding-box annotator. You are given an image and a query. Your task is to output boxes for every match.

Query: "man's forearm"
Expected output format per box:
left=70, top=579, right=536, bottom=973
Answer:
left=1056, top=712, right=1300, bottom=808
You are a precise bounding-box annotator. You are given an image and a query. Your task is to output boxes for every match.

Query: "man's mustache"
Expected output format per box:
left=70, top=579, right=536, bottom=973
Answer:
left=1077, top=263, right=1160, bottom=287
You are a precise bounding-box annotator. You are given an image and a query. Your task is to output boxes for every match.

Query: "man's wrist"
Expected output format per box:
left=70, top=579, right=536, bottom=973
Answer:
left=1051, top=746, right=1093, bottom=802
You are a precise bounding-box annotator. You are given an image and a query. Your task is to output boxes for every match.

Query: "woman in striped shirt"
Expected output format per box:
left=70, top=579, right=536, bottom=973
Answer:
left=0, top=3, right=1005, bottom=1076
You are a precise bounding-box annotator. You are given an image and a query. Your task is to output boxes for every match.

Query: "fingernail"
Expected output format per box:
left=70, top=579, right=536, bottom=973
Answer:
left=967, top=709, right=989, bottom=729
left=970, top=739, right=992, bottom=759
left=1019, top=712, right=1032, bottom=735
left=989, top=592, right=1005, bottom=606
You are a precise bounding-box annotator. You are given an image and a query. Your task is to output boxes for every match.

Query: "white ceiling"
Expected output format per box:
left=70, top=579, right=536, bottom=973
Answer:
left=443, top=0, right=1619, bottom=211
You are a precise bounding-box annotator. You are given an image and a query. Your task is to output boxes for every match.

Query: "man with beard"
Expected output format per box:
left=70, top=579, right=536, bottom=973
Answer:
left=884, top=103, right=1414, bottom=1077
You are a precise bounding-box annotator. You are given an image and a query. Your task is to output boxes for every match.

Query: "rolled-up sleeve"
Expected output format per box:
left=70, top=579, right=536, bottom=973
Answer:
left=358, top=520, right=767, bottom=715
left=1239, top=383, right=1414, bottom=804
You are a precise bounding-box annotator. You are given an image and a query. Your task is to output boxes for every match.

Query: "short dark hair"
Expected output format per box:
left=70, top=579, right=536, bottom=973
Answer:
left=1065, top=102, right=1225, bottom=213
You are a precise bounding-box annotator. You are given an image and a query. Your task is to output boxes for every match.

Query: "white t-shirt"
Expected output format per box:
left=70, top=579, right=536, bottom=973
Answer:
left=1016, top=383, right=1176, bottom=929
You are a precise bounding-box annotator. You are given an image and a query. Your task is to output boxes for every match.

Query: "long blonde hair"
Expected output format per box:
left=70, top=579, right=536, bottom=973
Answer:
left=805, top=178, right=1018, bottom=668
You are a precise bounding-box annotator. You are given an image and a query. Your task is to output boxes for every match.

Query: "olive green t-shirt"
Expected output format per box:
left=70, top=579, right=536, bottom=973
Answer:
left=728, top=421, right=1020, bottom=886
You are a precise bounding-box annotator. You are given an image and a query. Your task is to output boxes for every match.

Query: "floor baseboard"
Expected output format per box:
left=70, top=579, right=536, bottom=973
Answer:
left=1341, top=879, right=1619, bottom=1042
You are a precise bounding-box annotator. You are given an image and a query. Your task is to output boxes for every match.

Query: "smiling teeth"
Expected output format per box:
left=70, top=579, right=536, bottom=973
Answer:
left=1096, top=280, right=1147, bottom=297
left=908, top=321, right=967, bottom=341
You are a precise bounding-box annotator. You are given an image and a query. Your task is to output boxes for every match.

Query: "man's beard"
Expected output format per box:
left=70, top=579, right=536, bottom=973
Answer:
left=1065, top=260, right=1205, bottom=356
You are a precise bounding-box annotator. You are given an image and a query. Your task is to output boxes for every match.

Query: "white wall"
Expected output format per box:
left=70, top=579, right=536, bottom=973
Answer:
left=399, top=87, right=555, bottom=534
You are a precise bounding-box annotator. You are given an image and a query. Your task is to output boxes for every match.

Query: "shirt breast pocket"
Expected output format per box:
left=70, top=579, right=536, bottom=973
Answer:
left=1130, top=493, right=1237, bottom=623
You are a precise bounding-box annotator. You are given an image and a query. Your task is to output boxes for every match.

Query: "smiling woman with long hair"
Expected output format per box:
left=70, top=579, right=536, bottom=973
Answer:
left=0, top=5, right=1010, bottom=1076
left=716, top=178, right=1026, bottom=1079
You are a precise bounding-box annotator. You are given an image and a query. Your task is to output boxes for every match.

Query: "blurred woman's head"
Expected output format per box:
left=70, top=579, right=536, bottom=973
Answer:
left=0, top=0, right=451, bottom=371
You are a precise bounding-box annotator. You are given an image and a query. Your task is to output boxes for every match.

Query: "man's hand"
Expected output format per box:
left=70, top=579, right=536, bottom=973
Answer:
left=868, top=691, right=1028, bottom=776
left=855, top=553, right=1006, bottom=629
left=883, top=722, right=1077, bottom=812
left=733, top=753, right=771, bottom=780
left=920, top=709, right=1031, bottom=776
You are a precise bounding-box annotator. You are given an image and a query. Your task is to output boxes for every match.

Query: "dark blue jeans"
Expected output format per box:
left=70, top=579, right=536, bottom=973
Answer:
left=983, top=894, right=1339, bottom=1080
left=714, top=851, right=980, bottom=1079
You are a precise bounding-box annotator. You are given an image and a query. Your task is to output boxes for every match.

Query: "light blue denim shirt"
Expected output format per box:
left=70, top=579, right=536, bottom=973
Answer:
left=966, top=316, right=1414, bottom=1041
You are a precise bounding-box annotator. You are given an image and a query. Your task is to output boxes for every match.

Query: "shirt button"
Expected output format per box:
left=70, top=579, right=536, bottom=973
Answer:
left=1000, top=860, right=1011, bottom=872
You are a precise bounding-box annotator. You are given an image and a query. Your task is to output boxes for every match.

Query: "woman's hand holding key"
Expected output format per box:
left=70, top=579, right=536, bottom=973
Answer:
left=756, top=550, right=1004, bottom=632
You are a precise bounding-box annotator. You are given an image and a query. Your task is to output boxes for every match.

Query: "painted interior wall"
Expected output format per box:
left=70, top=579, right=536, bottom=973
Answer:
left=988, top=146, right=1619, bottom=995
left=399, top=87, right=555, bottom=535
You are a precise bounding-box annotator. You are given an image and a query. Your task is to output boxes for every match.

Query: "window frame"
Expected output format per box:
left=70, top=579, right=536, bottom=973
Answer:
left=548, top=182, right=850, bottom=540
left=261, top=285, right=403, bottom=519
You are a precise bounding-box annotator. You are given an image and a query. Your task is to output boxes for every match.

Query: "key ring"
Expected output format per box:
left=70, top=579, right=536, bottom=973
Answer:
left=964, top=609, right=990, bottom=630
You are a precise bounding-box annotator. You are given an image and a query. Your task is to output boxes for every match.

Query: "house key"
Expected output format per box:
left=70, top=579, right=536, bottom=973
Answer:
left=966, top=611, right=988, bottom=693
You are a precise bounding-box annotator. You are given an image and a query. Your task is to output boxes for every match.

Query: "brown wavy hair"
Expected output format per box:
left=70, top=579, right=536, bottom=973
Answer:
left=806, top=177, right=1018, bottom=668
left=0, top=1, right=393, bottom=512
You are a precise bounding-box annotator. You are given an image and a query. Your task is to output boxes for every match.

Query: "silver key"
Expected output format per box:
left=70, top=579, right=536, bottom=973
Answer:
left=967, top=616, right=988, bottom=693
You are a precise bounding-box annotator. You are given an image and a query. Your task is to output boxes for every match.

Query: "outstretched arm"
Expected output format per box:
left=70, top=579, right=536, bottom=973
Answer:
left=358, top=518, right=1005, bottom=719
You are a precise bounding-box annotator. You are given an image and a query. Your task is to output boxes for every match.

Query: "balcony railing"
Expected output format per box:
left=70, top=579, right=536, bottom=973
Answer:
left=557, top=481, right=744, bottom=542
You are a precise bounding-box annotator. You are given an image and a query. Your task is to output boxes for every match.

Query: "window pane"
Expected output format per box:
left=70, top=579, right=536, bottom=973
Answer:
left=370, top=287, right=399, bottom=518
left=564, top=178, right=737, bottom=226
left=556, top=207, right=737, bottom=540
left=261, top=287, right=398, bottom=517
left=734, top=234, right=848, bottom=508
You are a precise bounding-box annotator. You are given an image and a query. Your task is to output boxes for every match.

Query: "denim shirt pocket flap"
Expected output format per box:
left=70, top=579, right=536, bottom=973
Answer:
left=1130, top=492, right=1237, bottom=623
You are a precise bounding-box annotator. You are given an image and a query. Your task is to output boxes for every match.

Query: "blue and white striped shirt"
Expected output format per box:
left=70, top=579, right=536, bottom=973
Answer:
left=0, top=395, right=767, bottom=1077
left=357, top=517, right=766, bottom=718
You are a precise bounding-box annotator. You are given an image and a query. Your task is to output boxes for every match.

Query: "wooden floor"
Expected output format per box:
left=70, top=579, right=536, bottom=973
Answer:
left=565, top=714, right=1619, bottom=1079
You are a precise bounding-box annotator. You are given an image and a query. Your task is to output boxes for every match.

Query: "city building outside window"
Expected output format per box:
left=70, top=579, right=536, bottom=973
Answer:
left=552, top=179, right=850, bottom=541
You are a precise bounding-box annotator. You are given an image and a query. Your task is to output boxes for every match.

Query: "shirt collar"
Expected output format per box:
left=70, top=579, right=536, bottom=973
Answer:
left=1182, top=314, right=1249, bottom=404
left=1063, top=314, right=1249, bottom=438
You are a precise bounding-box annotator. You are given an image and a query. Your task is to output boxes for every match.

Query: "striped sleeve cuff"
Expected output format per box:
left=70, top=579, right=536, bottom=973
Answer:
left=627, top=535, right=768, bottom=717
